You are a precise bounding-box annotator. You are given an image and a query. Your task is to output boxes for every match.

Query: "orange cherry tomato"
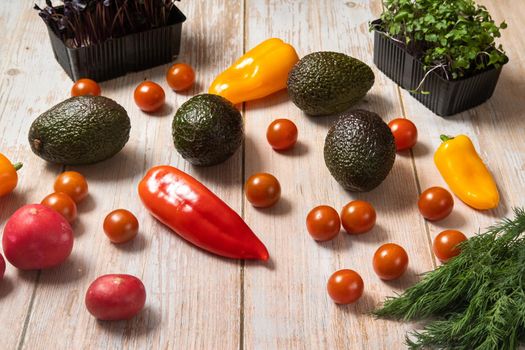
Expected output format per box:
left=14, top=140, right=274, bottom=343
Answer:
left=418, top=186, right=454, bottom=221
left=166, top=63, right=195, bottom=91
left=0, top=153, right=22, bottom=197
left=433, top=230, right=467, bottom=262
left=41, top=192, right=78, bottom=223
left=134, top=81, right=165, bottom=112
left=341, top=200, right=376, bottom=235
left=388, top=118, right=418, bottom=151
left=327, top=269, right=364, bottom=304
left=245, top=173, right=281, bottom=208
left=373, top=243, right=409, bottom=280
left=306, top=205, right=341, bottom=241
left=103, top=209, right=139, bottom=244
left=54, top=171, right=89, bottom=203
left=266, top=119, right=298, bottom=151
left=71, top=78, right=101, bottom=97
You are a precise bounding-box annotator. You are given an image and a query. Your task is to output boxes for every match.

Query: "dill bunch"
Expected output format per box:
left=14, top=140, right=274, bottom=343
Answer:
left=374, top=208, right=525, bottom=349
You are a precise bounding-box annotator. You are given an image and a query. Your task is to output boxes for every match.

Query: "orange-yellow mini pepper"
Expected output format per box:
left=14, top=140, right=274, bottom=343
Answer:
left=0, top=153, right=22, bottom=197
left=434, top=135, right=499, bottom=210
left=209, top=38, right=299, bottom=105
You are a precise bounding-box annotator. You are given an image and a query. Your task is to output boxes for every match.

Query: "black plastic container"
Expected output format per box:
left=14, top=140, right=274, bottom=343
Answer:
left=45, top=7, right=186, bottom=82
left=372, top=21, right=503, bottom=116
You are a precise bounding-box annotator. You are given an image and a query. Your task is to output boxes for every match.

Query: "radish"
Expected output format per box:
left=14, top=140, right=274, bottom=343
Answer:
left=85, top=274, right=146, bottom=320
left=2, top=204, right=74, bottom=270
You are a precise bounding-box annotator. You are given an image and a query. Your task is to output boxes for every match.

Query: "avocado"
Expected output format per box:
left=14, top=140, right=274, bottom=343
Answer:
left=28, top=96, right=130, bottom=165
left=172, top=94, right=243, bottom=166
left=324, top=110, right=395, bottom=192
left=287, top=52, right=375, bottom=116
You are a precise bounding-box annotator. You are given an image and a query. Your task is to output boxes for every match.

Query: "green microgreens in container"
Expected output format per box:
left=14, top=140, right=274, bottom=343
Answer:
left=371, top=0, right=508, bottom=81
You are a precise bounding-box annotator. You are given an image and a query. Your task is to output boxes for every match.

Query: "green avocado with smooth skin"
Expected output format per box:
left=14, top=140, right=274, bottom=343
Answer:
left=172, top=94, right=244, bottom=166
left=324, top=109, right=395, bottom=192
left=28, top=96, right=130, bottom=165
left=287, top=52, right=375, bottom=116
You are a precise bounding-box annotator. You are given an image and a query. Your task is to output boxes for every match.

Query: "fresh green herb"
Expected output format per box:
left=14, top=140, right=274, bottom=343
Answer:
left=34, top=0, right=181, bottom=48
left=374, top=208, right=525, bottom=350
left=372, top=0, right=508, bottom=80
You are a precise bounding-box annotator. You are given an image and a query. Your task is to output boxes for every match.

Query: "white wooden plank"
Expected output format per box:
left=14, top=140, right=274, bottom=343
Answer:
left=398, top=0, right=525, bottom=263
left=0, top=2, right=66, bottom=349
left=19, top=1, right=244, bottom=349
left=243, top=1, right=434, bottom=349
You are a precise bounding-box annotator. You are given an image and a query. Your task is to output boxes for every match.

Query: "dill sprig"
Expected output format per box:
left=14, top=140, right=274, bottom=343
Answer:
left=374, top=208, right=525, bottom=349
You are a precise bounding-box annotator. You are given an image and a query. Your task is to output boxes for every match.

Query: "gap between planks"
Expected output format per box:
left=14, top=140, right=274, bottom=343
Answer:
left=239, top=0, right=248, bottom=349
left=395, top=86, right=437, bottom=269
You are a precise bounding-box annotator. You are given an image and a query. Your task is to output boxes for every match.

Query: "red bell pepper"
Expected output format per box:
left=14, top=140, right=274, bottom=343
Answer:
left=138, top=166, right=269, bottom=261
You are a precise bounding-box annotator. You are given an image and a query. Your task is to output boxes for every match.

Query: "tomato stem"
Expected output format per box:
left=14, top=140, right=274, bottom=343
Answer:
left=13, top=162, right=23, bottom=171
left=440, top=134, right=454, bottom=142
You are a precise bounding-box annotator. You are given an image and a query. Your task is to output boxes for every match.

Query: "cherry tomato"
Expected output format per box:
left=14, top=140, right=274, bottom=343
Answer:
left=134, top=81, right=165, bottom=112
left=71, top=78, right=101, bottom=97
left=418, top=186, right=454, bottom=221
left=306, top=205, right=341, bottom=241
left=54, top=171, right=88, bottom=203
left=166, top=63, right=195, bottom=91
left=245, top=173, right=281, bottom=208
left=433, top=230, right=467, bottom=263
left=341, top=200, right=376, bottom=235
left=373, top=243, right=409, bottom=280
left=103, top=209, right=139, bottom=244
left=388, top=118, right=418, bottom=151
left=266, top=119, right=298, bottom=151
left=327, top=269, right=364, bottom=304
left=41, top=192, right=78, bottom=223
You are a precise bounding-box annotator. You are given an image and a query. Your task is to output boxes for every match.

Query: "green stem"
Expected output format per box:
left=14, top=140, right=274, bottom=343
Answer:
left=13, top=162, right=23, bottom=171
left=440, top=135, right=454, bottom=142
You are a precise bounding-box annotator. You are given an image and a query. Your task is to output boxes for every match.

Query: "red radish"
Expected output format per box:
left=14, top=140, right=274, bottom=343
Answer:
left=0, top=254, right=5, bottom=280
left=85, top=274, right=146, bottom=320
left=2, top=204, right=74, bottom=270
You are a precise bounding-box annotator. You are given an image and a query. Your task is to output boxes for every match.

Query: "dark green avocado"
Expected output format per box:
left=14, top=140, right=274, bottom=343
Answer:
left=172, top=94, right=244, bottom=166
left=324, top=109, right=395, bottom=192
left=287, top=52, right=375, bottom=116
left=28, top=96, right=130, bottom=165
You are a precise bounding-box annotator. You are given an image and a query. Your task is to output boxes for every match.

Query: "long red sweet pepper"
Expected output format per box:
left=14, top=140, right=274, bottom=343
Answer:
left=138, top=166, right=269, bottom=260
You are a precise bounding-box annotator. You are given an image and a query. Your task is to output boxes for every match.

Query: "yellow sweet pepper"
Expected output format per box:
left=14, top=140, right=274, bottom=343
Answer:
left=209, top=38, right=299, bottom=105
left=434, top=134, right=499, bottom=210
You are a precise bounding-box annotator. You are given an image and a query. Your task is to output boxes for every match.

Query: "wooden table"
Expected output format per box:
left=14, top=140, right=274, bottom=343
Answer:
left=1, top=1, right=523, bottom=349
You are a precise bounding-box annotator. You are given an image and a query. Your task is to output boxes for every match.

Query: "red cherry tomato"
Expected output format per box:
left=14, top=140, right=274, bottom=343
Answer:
left=266, top=119, right=298, bottom=151
left=134, top=81, right=165, bottom=112
left=388, top=118, right=418, bottom=151
left=245, top=173, right=281, bottom=208
left=71, top=78, right=101, bottom=97
left=340, top=200, right=376, bottom=235
left=373, top=243, right=409, bottom=280
left=327, top=269, right=364, bottom=304
left=166, top=63, right=195, bottom=91
left=306, top=205, right=341, bottom=241
left=103, top=209, right=139, bottom=243
left=54, top=171, right=88, bottom=203
left=433, top=230, right=467, bottom=262
left=418, top=187, right=454, bottom=221
left=41, top=192, right=78, bottom=223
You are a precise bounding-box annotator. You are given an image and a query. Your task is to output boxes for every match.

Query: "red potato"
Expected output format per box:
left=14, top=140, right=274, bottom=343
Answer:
left=0, top=254, right=5, bottom=280
left=85, top=274, right=146, bottom=321
left=2, top=204, right=74, bottom=270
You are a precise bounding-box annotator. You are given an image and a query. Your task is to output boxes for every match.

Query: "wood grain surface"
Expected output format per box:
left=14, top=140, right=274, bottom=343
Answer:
left=0, top=0, right=523, bottom=349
